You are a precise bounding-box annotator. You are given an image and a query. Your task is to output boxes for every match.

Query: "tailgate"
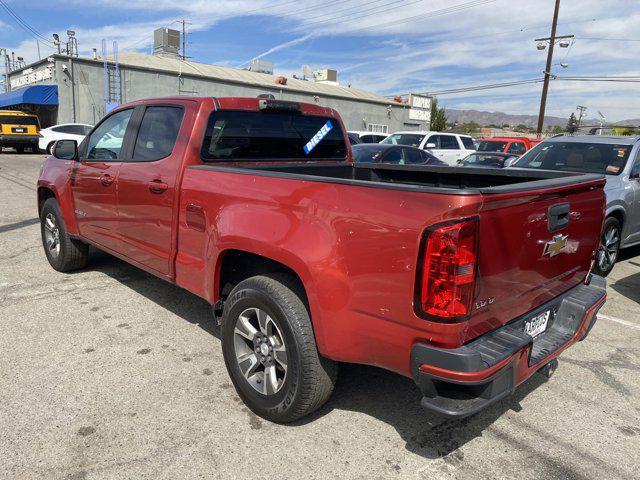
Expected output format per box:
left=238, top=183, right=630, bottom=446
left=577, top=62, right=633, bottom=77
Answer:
left=466, top=178, right=605, bottom=340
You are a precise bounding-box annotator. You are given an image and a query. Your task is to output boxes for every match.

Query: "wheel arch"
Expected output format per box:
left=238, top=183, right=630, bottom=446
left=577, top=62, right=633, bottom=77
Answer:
left=214, top=248, right=327, bottom=353
left=37, top=186, right=57, bottom=216
left=605, top=207, right=626, bottom=242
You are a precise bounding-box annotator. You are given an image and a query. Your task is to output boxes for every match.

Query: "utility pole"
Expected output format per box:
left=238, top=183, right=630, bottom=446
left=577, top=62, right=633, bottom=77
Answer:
left=176, top=19, right=191, bottom=61
left=535, top=0, right=561, bottom=136
left=576, top=105, right=587, bottom=127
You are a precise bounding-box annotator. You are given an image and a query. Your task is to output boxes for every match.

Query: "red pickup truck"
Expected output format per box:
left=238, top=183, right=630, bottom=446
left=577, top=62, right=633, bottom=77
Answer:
left=38, top=97, right=607, bottom=422
left=477, top=136, right=542, bottom=156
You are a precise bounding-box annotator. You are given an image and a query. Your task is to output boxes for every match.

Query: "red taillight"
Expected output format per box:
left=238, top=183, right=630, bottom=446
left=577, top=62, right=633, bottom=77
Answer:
left=416, top=219, right=478, bottom=321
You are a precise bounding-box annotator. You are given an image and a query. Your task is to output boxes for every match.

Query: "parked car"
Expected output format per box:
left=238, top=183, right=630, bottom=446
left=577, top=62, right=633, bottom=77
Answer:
left=39, top=96, right=606, bottom=422
left=0, top=110, right=41, bottom=153
left=514, top=135, right=640, bottom=276
left=477, top=136, right=541, bottom=156
left=352, top=143, right=445, bottom=166
left=458, top=152, right=519, bottom=168
left=347, top=130, right=388, bottom=144
left=39, top=123, right=93, bottom=154
left=347, top=132, right=362, bottom=145
left=381, top=131, right=476, bottom=165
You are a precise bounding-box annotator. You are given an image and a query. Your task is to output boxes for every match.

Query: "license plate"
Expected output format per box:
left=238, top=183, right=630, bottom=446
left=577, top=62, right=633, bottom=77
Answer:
left=525, top=310, right=550, bottom=338
left=13, top=128, right=25, bottom=133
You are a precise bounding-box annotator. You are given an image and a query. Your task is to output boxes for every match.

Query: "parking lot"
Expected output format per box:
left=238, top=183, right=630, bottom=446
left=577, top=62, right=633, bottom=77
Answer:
left=1, top=153, right=639, bottom=480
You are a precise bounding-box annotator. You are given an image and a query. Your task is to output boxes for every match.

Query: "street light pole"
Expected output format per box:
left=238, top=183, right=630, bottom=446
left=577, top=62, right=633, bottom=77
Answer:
left=536, top=0, right=561, bottom=137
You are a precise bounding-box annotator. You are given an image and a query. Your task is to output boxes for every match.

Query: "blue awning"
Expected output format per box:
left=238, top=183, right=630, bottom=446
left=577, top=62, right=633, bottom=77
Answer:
left=0, top=85, right=58, bottom=108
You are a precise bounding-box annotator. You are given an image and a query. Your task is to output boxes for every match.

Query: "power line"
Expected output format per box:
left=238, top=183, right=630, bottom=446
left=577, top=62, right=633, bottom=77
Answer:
left=0, top=0, right=56, bottom=47
left=291, top=0, right=405, bottom=23
left=420, top=78, right=545, bottom=96
left=346, top=0, right=498, bottom=34
left=296, top=0, right=423, bottom=28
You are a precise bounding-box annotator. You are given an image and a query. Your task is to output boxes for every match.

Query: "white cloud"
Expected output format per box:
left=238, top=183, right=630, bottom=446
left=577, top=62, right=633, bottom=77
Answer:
left=4, top=0, right=639, bottom=120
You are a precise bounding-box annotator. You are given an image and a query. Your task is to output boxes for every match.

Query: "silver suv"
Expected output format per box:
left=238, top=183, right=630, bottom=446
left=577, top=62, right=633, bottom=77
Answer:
left=514, top=135, right=640, bottom=276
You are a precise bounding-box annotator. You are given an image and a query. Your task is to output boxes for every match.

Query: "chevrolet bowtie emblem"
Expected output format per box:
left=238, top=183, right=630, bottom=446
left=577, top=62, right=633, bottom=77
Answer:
left=543, top=234, right=568, bottom=257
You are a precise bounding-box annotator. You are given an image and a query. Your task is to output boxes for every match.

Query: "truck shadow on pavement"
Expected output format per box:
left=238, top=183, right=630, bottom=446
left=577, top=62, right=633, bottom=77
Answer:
left=81, top=248, right=555, bottom=462
left=307, top=362, right=550, bottom=461
left=81, top=248, right=221, bottom=340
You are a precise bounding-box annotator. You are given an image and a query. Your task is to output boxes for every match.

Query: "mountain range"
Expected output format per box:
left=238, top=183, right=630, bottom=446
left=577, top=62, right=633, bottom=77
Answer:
left=442, top=108, right=626, bottom=129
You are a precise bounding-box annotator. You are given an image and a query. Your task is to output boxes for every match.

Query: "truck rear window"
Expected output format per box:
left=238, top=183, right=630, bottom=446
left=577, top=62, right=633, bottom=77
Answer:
left=201, top=111, right=347, bottom=161
left=0, top=115, right=39, bottom=127
left=478, top=140, right=507, bottom=152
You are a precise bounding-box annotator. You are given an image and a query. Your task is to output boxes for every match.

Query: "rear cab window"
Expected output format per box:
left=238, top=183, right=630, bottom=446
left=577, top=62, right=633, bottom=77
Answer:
left=478, top=140, right=508, bottom=152
left=132, top=106, right=184, bottom=161
left=201, top=110, right=347, bottom=161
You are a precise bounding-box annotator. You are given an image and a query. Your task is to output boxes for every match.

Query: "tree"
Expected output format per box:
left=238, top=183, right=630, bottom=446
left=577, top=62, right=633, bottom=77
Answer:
left=566, top=113, right=578, bottom=133
left=430, top=98, right=447, bottom=131
left=551, top=125, right=564, bottom=135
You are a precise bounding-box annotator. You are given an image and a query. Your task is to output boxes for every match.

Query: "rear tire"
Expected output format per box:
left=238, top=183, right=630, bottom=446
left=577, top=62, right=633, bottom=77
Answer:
left=594, top=216, right=621, bottom=277
left=15, top=146, right=24, bottom=154
left=40, top=198, right=89, bottom=272
left=221, top=274, right=337, bottom=423
left=47, top=142, right=55, bottom=155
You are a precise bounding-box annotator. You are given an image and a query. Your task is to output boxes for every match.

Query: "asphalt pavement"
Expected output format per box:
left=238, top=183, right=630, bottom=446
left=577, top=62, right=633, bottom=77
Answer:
left=1, top=153, right=639, bottom=480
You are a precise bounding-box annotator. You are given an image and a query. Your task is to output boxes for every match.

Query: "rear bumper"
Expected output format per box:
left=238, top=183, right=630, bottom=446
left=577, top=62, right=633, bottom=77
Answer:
left=411, top=275, right=606, bottom=418
left=0, top=134, right=39, bottom=147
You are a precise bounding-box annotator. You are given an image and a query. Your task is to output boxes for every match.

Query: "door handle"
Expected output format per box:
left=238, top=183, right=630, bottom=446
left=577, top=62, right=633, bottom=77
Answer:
left=148, top=180, right=169, bottom=194
left=548, top=203, right=570, bottom=232
left=100, top=174, right=114, bottom=186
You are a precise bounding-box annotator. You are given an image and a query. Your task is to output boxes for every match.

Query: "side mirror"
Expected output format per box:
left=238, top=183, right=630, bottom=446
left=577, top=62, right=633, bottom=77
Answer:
left=630, top=171, right=640, bottom=180
left=425, top=142, right=436, bottom=149
left=504, top=157, right=519, bottom=168
left=53, top=139, right=78, bottom=160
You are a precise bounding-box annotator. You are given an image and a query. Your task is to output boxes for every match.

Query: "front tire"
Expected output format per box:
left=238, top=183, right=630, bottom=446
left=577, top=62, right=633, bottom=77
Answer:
left=40, top=198, right=89, bottom=272
left=594, top=216, right=621, bottom=277
left=221, top=274, right=337, bottom=423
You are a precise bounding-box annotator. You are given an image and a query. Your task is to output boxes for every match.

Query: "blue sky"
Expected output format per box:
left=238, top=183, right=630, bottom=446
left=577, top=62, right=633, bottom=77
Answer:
left=1, top=0, right=639, bottom=121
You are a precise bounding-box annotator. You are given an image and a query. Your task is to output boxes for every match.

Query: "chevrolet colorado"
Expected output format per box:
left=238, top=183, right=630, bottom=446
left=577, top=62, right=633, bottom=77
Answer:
left=38, top=97, right=607, bottom=422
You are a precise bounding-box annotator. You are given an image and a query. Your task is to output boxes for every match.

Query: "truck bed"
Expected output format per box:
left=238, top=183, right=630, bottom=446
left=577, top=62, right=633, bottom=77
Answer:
left=190, top=162, right=603, bottom=195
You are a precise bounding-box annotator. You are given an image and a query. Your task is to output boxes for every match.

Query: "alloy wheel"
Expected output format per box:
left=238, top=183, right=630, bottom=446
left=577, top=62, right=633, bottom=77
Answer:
left=43, top=213, right=61, bottom=258
left=233, top=307, right=288, bottom=396
left=597, top=224, right=619, bottom=273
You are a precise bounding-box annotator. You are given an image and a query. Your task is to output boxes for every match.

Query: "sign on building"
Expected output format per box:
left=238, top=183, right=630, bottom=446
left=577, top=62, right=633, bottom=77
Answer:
left=407, top=94, right=432, bottom=123
left=10, top=66, right=53, bottom=89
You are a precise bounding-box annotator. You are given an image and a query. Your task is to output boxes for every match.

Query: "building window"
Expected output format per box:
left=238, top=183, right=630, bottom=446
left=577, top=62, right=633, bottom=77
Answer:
left=368, top=123, right=388, bottom=134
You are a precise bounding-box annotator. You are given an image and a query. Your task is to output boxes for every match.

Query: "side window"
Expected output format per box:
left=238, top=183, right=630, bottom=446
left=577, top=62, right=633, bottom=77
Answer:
left=132, top=106, right=184, bottom=161
left=82, top=125, right=93, bottom=135
left=460, top=136, right=475, bottom=150
left=508, top=142, right=526, bottom=155
left=51, top=126, right=65, bottom=133
left=439, top=135, right=460, bottom=150
left=360, top=135, right=377, bottom=144
left=632, top=150, right=640, bottom=177
left=381, top=148, right=403, bottom=164
left=404, top=148, right=423, bottom=164
left=86, top=109, right=133, bottom=160
left=68, top=125, right=88, bottom=135
left=427, top=135, right=441, bottom=149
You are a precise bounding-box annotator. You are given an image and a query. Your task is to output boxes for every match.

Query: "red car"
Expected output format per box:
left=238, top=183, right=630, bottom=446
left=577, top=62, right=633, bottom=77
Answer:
left=477, top=136, right=542, bottom=156
left=38, top=97, right=606, bottom=422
